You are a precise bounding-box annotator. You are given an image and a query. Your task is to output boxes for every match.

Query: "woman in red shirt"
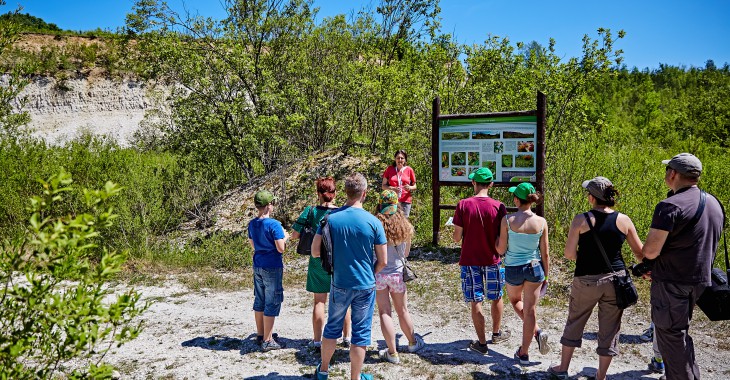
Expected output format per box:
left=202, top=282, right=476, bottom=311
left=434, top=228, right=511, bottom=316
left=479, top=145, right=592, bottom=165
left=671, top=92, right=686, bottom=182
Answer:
left=381, top=150, right=417, bottom=217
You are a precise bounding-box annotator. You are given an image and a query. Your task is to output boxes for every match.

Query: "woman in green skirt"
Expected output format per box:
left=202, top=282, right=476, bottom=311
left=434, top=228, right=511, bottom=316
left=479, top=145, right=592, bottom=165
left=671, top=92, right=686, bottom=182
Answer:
left=291, top=176, right=351, bottom=350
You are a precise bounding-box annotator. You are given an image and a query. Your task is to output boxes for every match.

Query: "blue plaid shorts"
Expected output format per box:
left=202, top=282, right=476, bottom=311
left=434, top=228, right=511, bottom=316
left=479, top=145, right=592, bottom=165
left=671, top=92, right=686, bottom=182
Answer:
left=461, top=264, right=505, bottom=302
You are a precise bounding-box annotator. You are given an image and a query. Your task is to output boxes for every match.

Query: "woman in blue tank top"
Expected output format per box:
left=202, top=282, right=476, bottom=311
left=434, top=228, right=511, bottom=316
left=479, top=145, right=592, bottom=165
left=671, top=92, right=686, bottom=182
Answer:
left=496, top=182, right=551, bottom=365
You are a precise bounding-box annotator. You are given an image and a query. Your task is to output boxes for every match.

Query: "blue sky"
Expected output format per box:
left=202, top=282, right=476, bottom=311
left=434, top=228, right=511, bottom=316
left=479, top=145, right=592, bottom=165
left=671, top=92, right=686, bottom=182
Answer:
left=7, top=0, right=729, bottom=70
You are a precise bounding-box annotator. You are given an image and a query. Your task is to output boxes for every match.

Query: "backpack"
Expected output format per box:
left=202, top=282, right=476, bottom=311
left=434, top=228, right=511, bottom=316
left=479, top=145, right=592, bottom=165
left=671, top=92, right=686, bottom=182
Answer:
left=319, top=213, right=334, bottom=275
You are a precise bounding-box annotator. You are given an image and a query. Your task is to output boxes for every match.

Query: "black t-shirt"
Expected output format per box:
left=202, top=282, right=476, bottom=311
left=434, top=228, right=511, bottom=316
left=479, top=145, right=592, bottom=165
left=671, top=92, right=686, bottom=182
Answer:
left=575, top=211, right=627, bottom=276
left=650, top=186, right=724, bottom=286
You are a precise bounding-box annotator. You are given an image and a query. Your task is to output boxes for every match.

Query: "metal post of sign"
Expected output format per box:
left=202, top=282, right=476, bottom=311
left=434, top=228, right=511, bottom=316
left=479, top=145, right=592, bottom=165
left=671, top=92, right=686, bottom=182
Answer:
left=431, top=97, right=441, bottom=246
left=431, top=91, right=547, bottom=246
left=536, top=91, right=546, bottom=216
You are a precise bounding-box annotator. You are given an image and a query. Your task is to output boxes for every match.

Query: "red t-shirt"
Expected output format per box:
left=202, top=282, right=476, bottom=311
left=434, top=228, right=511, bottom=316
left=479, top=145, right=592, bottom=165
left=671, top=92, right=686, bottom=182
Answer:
left=382, top=165, right=416, bottom=204
left=453, top=196, right=507, bottom=266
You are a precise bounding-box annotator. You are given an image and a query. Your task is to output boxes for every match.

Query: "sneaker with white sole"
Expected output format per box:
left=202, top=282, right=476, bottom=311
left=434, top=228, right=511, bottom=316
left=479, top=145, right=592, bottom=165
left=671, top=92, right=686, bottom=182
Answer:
left=468, top=340, right=489, bottom=355
left=378, top=348, right=400, bottom=364
left=535, top=329, right=550, bottom=355
left=514, top=347, right=529, bottom=365
left=547, top=365, right=569, bottom=379
left=408, top=333, right=426, bottom=353
left=491, top=330, right=511, bottom=344
left=340, top=338, right=351, bottom=348
left=261, top=339, right=282, bottom=352
left=640, top=326, right=654, bottom=342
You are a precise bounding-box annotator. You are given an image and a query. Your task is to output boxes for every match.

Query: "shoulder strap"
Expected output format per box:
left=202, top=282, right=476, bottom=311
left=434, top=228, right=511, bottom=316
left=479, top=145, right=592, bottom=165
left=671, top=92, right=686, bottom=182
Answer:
left=687, top=190, right=707, bottom=227
left=583, top=212, right=617, bottom=273
left=306, top=205, right=314, bottom=227
left=706, top=192, right=729, bottom=277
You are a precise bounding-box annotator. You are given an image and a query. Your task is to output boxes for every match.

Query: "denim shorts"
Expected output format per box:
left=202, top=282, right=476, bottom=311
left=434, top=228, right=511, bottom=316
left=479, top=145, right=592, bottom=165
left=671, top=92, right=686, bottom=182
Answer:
left=252, top=266, right=284, bottom=317
left=505, top=262, right=545, bottom=286
left=461, top=264, right=505, bottom=302
left=323, top=284, right=376, bottom=347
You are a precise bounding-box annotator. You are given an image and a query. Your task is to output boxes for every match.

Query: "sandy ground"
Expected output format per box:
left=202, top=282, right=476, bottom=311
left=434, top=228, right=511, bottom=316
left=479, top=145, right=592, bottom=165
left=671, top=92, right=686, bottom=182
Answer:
left=103, top=268, right=730, bottom=380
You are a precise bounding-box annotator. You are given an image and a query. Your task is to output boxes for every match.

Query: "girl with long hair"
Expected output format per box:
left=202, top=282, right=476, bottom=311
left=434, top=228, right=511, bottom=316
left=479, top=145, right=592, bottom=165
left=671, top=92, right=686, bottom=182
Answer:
left=374, top=190, right=425, bottom=364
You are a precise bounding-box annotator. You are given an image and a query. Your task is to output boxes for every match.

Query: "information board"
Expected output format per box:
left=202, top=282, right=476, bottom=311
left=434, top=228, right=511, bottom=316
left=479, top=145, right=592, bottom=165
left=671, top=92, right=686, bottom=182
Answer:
left=438, top=115, right=537, bottom=183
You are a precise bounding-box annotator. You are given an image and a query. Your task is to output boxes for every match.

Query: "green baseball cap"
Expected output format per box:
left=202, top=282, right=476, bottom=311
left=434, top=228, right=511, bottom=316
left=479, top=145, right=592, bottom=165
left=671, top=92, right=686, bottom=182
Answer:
left=468, top=167, right=494, bottom=183
left=254, top=190, right=276, bottom=207
left=509, top=182, right=536, bottom=200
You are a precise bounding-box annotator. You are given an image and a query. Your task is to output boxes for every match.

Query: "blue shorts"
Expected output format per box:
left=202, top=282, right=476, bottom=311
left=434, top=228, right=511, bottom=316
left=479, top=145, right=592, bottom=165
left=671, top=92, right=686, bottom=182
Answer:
left=323, top=284, right=376, bottom=347
left=252, top=267, right=284, bottom=317
left=505, top=262, right=545, bottom=286
left=461, top=265, right=505, bottom=303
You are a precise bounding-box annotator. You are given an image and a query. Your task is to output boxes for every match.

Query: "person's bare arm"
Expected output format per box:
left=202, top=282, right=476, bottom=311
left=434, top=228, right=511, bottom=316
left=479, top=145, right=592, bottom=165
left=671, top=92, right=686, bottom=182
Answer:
left=311, top=234, right=322, bottom=258
left=453, top=225, right=463, bottom=243
left=274, top=230, right=289, bottom=253
left=374, top=244, right=388, bottom=273
left=495, top=216, right=509, bottom=255
left=381, top=177, right=390, bottom=191
left=539, top=218, right=550, bottom=275
left=564, top=215, right=582, bottom=261
left=248, top=238, right=255, bottom=250
left=643, top=228, right=669, bottom=260
left=290, top=230, right=301, bottom=240
left=619, top=214, right=644, bottom=262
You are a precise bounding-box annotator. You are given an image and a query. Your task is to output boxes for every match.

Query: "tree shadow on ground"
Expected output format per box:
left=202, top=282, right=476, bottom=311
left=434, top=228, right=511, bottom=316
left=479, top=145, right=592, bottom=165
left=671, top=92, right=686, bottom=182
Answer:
left=404, top=338, right=511, bottom=366
left=582, top=332, right=647, bottom=344
left=181, top=333, right=310, bottom=356
left=243, top=374, right=309, bottom=380
left=409, top=247, right=461, bottom=264
left=292, top=342, right=352, bottom=367
left=578, top=367, right=658, bottom=379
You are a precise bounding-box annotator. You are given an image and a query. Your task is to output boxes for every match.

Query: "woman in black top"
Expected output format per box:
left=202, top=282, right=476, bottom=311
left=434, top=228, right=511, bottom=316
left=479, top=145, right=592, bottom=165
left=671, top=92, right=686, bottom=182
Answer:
left=549, top=177, right=644, bottom=380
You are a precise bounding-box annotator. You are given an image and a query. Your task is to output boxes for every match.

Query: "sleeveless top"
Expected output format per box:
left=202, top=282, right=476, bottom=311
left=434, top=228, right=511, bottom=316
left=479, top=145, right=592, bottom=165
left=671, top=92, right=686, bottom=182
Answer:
left=503, top=217, right=543, bottom=266
left=379, top=242, right=407, bottom=276
left=575, top=211, right=627, bottom=276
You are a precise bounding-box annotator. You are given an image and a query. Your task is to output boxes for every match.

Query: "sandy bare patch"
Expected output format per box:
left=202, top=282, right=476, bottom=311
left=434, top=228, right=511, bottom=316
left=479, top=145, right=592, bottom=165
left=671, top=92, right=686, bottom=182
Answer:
left=104, top=257, right=730, bottom=380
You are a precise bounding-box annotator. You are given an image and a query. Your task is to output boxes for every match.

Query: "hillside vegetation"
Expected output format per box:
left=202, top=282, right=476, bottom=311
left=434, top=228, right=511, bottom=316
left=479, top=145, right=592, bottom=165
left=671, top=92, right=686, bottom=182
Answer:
left=1, top=0, right=729, bottom=272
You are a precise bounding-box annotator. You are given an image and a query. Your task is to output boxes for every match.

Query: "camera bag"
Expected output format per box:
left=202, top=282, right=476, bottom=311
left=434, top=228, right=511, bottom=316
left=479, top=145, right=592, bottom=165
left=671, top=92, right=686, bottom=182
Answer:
left=696, top=194, right=730, bottom=321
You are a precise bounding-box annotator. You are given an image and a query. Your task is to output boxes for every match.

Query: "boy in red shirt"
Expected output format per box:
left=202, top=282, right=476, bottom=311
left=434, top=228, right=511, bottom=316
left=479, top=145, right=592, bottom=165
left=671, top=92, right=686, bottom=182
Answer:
left=452, top=167, right=510, bottom=355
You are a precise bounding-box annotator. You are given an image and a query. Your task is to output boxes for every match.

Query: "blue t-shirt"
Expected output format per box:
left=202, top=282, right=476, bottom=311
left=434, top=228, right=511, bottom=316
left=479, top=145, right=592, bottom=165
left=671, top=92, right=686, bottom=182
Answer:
left=317, top=206, right=387, bottom=290
left=248, top=217, right=286, bottom=268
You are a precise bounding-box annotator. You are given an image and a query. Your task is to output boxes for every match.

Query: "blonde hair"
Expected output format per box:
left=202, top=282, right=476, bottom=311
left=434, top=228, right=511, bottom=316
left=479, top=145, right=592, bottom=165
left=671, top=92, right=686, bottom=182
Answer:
left=376, top=211, right=414, bottom=245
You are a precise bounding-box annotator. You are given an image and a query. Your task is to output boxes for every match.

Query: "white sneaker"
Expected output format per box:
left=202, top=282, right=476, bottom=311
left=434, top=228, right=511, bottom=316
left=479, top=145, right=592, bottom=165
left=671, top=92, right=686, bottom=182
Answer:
left=378, top=348, right=400, bottom=364
left=408, top=333, right=426, bottom=353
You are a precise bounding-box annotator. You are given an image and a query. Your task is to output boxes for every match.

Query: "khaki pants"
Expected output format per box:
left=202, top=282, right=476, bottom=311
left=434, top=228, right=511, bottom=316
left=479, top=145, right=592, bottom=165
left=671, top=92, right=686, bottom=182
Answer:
left=560, top=273, right=624, bottom=356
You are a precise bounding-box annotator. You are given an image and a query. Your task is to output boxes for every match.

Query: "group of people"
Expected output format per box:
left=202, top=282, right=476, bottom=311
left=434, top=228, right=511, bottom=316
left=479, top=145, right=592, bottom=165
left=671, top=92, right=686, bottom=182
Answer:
left=246, top=151, right=723, bottom=380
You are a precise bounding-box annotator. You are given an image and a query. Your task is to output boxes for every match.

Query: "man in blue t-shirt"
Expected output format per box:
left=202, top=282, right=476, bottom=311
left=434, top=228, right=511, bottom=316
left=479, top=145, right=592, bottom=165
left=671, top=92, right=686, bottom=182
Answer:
left=312, top=173, right=387, bottom=380
left=247, top=190, right=289, bottom=352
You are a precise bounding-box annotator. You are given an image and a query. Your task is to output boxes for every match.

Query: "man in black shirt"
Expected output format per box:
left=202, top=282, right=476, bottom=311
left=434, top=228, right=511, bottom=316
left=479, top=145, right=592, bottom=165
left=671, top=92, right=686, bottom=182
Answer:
left=643, top=153, right=724, bottom=380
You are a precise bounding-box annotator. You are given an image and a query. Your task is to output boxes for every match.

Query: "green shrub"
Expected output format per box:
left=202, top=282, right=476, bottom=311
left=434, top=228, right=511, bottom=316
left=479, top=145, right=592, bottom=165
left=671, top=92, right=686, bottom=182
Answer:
left=0, top=170, right=147, bottom=378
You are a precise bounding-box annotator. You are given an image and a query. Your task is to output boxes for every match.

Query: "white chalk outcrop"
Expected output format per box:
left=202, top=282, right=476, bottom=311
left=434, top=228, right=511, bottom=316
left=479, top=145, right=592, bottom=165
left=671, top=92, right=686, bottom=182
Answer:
left=10, top=75, right=169, bottom=146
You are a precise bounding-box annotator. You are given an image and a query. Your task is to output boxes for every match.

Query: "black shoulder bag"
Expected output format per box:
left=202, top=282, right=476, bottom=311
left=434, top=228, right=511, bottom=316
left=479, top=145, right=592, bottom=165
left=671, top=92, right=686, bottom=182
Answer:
left=696, top=192, right=730, bottom=321
left=583, top=212, right=639, bottom=309
left=296, top=206, right=315, bottom=256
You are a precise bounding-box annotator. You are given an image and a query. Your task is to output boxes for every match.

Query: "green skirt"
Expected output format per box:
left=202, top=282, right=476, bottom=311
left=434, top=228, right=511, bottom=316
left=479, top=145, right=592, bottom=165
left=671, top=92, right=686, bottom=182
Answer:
left=306, top=256, right=332, bottom=293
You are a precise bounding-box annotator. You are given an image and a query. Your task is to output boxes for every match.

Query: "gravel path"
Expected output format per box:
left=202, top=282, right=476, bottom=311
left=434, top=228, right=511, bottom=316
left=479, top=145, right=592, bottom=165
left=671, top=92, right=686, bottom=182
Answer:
left=104, top=274, right=729, bottom=380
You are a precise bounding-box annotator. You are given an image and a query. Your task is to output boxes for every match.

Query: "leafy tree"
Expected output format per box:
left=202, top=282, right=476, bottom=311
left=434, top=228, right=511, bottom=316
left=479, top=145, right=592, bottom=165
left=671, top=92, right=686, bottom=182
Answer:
left=0, top=1, right=30, bottom=138
left=0, top=170, right=147, bottom=378
left=0, top=12, right=62, bottom=33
